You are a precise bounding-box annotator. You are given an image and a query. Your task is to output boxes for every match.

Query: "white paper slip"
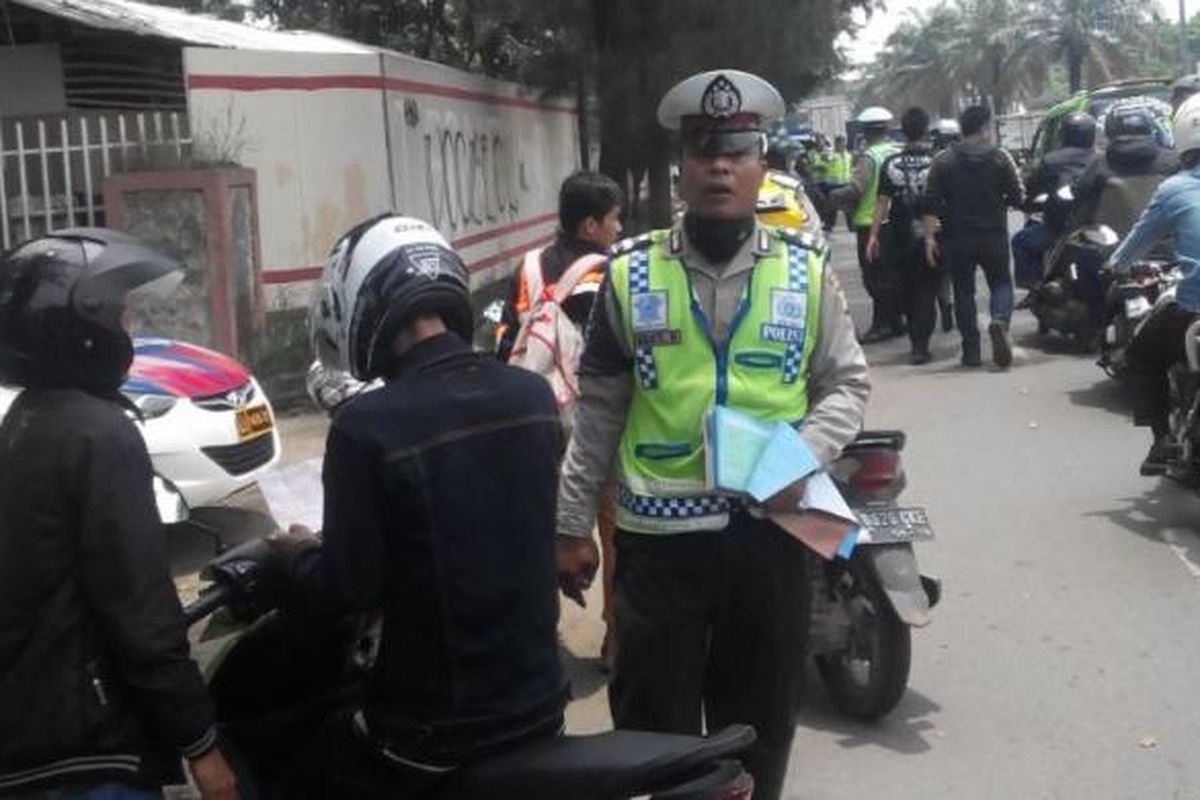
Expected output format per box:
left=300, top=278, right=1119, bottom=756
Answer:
left=802, top=472, right=859, bottom=525
left=255, top=456, right=324, bottom=531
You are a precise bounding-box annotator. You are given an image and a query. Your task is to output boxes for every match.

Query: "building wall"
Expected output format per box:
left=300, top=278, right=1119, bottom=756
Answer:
left=182, top=47, right=580, bottom=399
left=0, top=44, right=67, bottom=116
left=184, top=48, right=578, bottom=304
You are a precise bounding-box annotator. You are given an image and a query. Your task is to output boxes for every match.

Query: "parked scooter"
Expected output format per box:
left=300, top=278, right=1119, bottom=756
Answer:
left=1097, top=260, right=1180, bottom=378
left=815, top=430, right=940, bottom=721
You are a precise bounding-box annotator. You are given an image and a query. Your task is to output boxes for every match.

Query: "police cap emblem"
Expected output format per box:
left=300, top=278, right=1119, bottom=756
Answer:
left=701, top=75, right=742, bottom=120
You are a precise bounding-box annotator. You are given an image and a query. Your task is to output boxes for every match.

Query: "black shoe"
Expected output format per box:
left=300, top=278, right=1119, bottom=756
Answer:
left=910, top=349, right=932, bottom=365
left=858, top=327, right=893, bottom=345
left=989, top=321, right=1013, bottom=368
left=961, top=348, right=982, bottom=367
left=1140, top=438, right=1174, bottom=476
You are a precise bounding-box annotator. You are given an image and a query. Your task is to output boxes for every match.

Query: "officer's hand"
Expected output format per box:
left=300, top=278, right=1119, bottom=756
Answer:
left=764, top=479, right=808, bottom=515
left=865, top=234, right=881, bottom=263
left=189, top=746, right=238, bottom=800
left=925, top=237, right=940, bottom=268
left=555, top=535, right=600, bottom=608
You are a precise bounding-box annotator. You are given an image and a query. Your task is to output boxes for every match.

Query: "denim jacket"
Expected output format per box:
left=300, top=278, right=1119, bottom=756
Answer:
left=1109, top=164, right=1200, bottom=311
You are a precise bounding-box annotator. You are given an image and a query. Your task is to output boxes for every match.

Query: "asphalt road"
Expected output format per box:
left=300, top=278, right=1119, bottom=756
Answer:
left=228, top=224, right=1200, bottom=800
left=782, top=226, right=1200, bottom=800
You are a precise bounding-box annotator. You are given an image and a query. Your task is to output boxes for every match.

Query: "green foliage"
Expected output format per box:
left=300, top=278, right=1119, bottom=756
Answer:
left=860, top=0, right=1170, bottom=116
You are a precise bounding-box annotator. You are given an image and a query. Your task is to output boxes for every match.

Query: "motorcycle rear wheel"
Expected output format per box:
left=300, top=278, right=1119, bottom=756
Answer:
left=814, top=570, right=911, bottom=721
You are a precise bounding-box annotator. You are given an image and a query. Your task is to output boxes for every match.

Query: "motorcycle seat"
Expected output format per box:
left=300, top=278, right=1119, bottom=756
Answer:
left=443, top=724, right=756, bottom=800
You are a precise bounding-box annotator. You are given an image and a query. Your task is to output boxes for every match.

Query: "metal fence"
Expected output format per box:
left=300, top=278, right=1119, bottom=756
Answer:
left=0, top=110, right=193, bottom=249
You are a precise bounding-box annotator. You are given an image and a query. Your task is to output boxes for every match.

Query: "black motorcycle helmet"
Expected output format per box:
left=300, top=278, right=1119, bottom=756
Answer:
left=0, top=228, right=182, bottom=393
left=310, top=214, right=472, bottom=381
left=1060, top=112, right=1097, bottom=149
left=1104, top=104, right=1157, bottom=140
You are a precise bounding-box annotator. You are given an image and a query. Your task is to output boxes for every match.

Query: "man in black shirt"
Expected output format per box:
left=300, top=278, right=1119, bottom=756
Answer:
left=867, top=107, right=939, bottom=364
left=923, top=104, right=1025, bottom=368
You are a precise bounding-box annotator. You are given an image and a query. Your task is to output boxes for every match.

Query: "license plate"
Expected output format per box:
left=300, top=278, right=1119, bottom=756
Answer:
left=1125, top=296, right=1152, bottom=319
left=235, top=405, right=273, bottom=441
left=857, top=506, right=935, bottom=544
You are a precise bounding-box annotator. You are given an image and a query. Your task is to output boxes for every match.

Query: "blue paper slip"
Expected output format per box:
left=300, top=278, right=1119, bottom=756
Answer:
left=703, top=405, right=822, bottom=500
left=745, top=422, right=822, bottom=502
left=704, top=406, right=776, bottom=494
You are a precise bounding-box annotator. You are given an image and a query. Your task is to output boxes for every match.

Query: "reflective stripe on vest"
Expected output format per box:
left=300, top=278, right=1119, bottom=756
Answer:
left=609, top=229, right=824, bottom=534
left=852, top=141, right=900, bottom=228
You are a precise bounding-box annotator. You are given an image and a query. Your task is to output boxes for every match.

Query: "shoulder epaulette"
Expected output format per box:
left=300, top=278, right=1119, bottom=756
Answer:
left=610, top=233, right=654, bottom=258
left=771, top=226, right=823, bottom=253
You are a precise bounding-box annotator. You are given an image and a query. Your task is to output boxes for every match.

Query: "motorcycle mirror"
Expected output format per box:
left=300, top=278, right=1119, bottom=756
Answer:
left=1056, top=185, right=1075, bottom=202
left=154, top=474, right=189, bottom=525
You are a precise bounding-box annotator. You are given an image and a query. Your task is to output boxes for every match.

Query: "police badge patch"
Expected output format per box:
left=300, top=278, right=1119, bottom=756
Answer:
left=701, top=74, right=742, bottom=120
left=760, top=288, right=806, bottom=344
left=632, top=291, right=669, bottom=331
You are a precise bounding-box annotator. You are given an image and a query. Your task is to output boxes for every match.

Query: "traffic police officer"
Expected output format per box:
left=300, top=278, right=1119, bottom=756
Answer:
left=554, top=70, right=870, bottom=800
left=831, top=106, right=901, bottom=343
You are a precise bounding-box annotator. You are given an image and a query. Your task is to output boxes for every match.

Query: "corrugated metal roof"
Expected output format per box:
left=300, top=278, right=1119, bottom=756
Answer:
left=13, top=0, right=377, bottom=53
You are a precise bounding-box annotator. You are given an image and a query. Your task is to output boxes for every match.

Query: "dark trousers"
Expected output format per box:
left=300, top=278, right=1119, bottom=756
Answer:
left=1127, top=303, right=1199, bottom=439
left=889, top=234, right=943, bottom=354
left=1011, top=221, right=1052, bottom=288
left=945, top=232, right=1014, bottom=353
left=608, top=515, right=810, bottom=800
left=285, top=710, right=451, bottom=800
left=857, top=227, right=904, bottom=332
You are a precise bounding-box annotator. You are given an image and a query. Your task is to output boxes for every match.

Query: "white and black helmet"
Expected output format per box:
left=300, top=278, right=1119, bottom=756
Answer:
left=310, top=214, right=472, bottom=381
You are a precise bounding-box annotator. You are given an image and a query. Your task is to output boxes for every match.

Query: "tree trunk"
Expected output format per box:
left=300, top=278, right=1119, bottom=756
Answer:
left=576, top=63, right=591, bottom=170
left=646, top=127, right=672, bottom=229
left=1068, top=50, right=1083, bottom=93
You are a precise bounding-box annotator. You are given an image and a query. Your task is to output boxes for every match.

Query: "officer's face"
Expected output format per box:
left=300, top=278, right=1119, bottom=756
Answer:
left=680, top=145, right=765, bottom=220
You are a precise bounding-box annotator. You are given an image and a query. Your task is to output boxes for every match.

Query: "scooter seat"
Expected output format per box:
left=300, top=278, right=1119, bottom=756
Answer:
left=443, top=724, right=756, bottom=800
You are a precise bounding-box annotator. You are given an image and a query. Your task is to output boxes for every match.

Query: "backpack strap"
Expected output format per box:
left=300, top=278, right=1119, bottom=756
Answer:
left=517, top=247, right=547, bottom=323
left=551, top=253, right=608, bottom=305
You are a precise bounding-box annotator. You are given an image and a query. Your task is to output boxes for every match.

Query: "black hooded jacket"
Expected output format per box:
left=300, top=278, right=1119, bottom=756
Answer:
left=924, top=139, right=1025, bottom=238
left=0, top=389, right=217, bottom=795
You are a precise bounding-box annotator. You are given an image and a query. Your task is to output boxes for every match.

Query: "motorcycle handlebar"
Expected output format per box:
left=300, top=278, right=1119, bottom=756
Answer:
left=183, top=583, right=232, bottom=627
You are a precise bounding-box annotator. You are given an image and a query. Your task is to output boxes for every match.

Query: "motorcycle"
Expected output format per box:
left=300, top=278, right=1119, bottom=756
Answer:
left=1097, top=260, right=1180, bottom=378
left=182, top=517, right=757, bottom=800
left=1026, top=220, right=1121, bottom=351
left=815, top=430, right=941, bottom=721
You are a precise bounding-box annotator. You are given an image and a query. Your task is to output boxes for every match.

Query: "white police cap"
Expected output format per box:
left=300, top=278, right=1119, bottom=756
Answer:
left=657, top=70, right=786, bottom=132
left=856, top=106, right=894, bottom=125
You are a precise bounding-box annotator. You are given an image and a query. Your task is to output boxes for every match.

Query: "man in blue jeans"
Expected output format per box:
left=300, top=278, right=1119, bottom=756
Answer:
left=923, top=104, right=1025, bottom=368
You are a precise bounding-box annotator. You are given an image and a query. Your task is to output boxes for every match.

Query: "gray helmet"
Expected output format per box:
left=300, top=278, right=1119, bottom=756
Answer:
left=0, top=228, right=182, bottom=393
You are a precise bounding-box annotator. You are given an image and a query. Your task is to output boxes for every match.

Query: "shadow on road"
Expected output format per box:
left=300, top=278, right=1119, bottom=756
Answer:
left=1084, top=480, right=1200, bottom=543
left=1066, top=377, right=1133, bottom=417
left=798, top=672, right=941, bottom=755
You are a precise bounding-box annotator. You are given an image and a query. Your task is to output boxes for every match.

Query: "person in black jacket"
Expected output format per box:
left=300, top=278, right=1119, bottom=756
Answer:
left=1012, top=112, right=1096, bottom=288
left=272, top=215, right=568, bottom=799
left=923, top=104, right=1025, bottom=368
left=0, top=230, right=236, bottom=799
left=866, top=106, right=940, bottom=364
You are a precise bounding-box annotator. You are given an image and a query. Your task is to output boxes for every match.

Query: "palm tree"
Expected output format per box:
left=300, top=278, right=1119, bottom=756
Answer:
left=1004, top=0, right=1165, bottom=93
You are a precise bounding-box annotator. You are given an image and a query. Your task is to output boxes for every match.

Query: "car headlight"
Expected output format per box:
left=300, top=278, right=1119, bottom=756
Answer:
left=125, top=393, right=178, bottom=420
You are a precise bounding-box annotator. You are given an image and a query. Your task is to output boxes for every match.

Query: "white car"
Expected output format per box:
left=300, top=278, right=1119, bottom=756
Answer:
left=0, top=337, right=280, bottom=521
